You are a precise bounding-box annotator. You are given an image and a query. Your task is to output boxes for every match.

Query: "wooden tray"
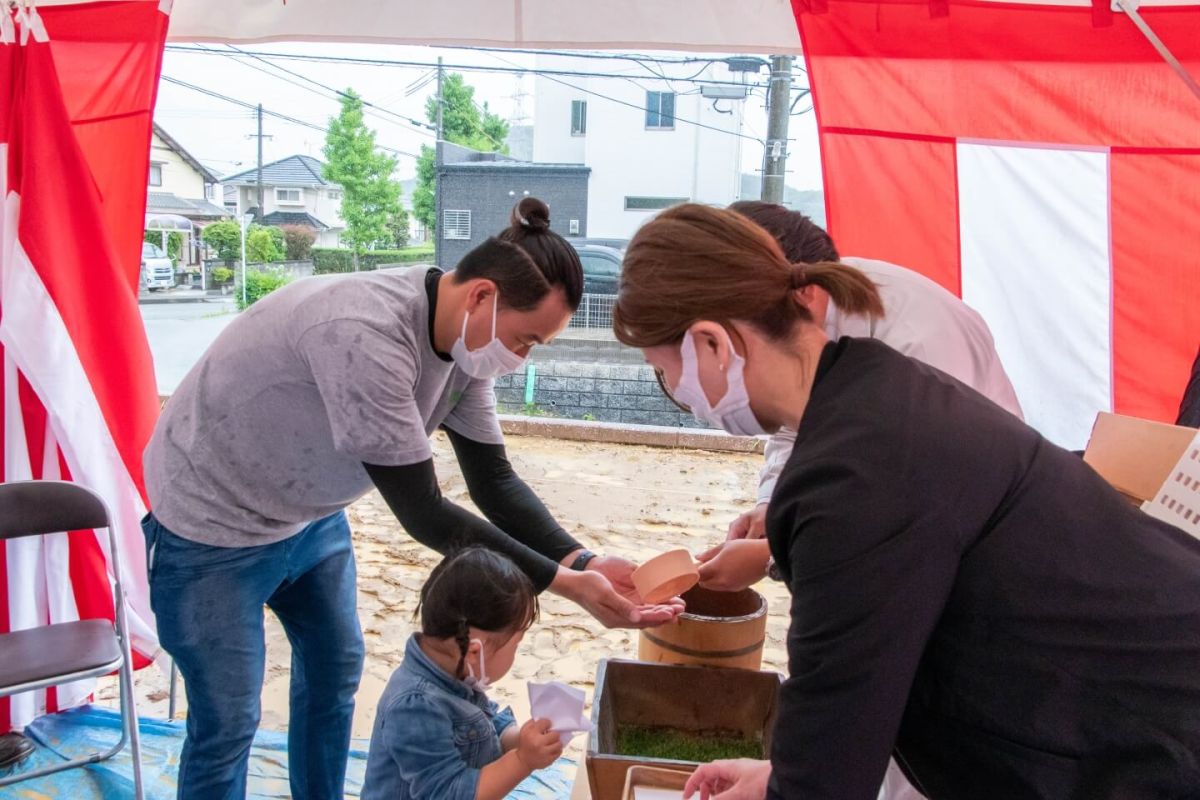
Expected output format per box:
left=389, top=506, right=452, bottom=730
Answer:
left=622, top=766, right=693, bottom=800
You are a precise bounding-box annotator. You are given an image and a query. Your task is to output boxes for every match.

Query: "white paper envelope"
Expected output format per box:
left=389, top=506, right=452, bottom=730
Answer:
left=528, top=680, right=594, bottom=746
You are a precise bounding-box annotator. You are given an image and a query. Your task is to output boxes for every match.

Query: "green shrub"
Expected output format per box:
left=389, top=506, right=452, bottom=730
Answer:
left=311, top=247, right=436, bottom=274
left=246, top=226, right=284, bottom=264
left=211, top=267, right=234, bottom=284
left=201, top=220, right=242, bottom=261
left=234, top=268, right=291, bottom=311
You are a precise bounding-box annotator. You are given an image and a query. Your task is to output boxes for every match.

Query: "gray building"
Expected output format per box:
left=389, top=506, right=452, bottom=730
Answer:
left=436, top=142, right=590, bottom=268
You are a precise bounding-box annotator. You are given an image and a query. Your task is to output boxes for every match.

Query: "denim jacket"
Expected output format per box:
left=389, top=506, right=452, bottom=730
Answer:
left=362, top=634, right=517, bottom=800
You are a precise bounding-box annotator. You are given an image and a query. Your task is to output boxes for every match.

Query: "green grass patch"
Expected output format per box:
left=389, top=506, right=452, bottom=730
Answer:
left=615, top=725, right=763, bottom=762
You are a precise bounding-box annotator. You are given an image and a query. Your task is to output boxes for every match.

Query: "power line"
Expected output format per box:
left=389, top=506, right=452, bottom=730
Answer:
left=533, top=70, right=763, bottom=144
left=159, top=75, right=420, bottom=161
left=164, top=46, right=762, bottom=89
left=220, top=45, right=437, bottom=134
left=437, top=45, right=731, bottom=66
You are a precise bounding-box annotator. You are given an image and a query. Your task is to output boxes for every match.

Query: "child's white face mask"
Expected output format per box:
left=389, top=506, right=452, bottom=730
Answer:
left=465, top=638, right=491, bottom=692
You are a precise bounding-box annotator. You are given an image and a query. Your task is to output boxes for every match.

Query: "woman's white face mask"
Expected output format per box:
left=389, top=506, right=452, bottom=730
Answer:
left=672, top=329, right=765, bottom=437
left=451, top=294, right=526, bottom=380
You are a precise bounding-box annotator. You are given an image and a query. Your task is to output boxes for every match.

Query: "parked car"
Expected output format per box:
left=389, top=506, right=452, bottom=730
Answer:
left=141, top=242, right=175, bottom=292
left=570, top=236, right=630, bottom=251
left=570, top=243, right=624, bottom=295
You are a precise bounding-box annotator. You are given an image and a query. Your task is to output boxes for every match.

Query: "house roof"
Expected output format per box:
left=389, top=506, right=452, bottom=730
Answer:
left=260, top=210, right=333, bottom=230
left=146, top=192, right=231, bottom=220
left=222, top=155, right=334, bottom=188
left=152, top=124, right=220, bottom=184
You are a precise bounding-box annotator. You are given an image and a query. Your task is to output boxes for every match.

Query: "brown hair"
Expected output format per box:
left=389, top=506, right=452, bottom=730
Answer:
left=453, top=197, right=584, bottom=312
left=613, top=203, right=883, bottom=348
left=728, top=200, right=840, bottom=263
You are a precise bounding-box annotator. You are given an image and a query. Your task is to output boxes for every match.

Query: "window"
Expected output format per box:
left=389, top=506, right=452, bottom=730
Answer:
left=443, top=209, right=471, bottom=240
left=276, top=188, right=303, bottom=205
left=148, top=164, right=163, bottom=187
left=571, top=100, right=587, bottom=136
left=645, top=91, right=675, bottom=129
left=579, top=252, right=620, bottom=279
left=624, top=196, right=688, bottom=211
left=328, top=190, right=343, bottom=201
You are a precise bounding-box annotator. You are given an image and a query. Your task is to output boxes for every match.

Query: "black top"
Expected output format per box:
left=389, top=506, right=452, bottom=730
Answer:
left=766, top=337, right=1200, bottom=800
left=358, top=269, right=580, bottom=592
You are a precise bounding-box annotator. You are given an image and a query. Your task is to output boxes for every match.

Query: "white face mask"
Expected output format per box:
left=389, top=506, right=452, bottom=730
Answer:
left=451, top=294, right=527, bottom=380
left=672, top=329, right=765, bottom=437
left=464, top=637, right=491, bottom=692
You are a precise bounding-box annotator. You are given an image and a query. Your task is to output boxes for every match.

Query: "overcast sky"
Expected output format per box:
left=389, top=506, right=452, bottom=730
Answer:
left=154, top=43, right=822, bottom=191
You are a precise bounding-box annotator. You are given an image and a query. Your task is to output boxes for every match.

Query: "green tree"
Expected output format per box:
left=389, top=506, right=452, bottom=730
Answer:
left=387, top=207, right=411, bottom=249
left=413, top=74, right=510, bottom=233
left=201, top=220, right=243, bottom=262
left=323, top=89, right=403, bottom=267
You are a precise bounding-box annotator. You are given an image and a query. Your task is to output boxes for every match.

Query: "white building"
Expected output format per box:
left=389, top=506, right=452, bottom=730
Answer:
left=222, top=155, right=346, bottom=248
left=531, top=55, right=751, bottom=239
left=146, top=124, right=229, bottom=265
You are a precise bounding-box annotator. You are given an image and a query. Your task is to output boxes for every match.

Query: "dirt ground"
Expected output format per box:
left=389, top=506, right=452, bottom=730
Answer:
left=100, top=432, right=794, bottom=786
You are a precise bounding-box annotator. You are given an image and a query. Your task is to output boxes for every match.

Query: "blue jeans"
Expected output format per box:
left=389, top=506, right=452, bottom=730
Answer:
left=143, top=512, right=365, bottom=800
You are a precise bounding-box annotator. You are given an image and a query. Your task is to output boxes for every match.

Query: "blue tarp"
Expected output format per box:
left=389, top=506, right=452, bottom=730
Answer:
left=1, top=706, right=575, bottom=799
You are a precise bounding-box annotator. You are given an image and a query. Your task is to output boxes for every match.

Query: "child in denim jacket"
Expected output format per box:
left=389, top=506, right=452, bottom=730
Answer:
left=362, top=547, right=563, bottom=799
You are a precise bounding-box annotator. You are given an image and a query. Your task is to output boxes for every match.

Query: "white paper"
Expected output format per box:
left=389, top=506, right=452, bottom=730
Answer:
left=527, top=681, right=593, bottom=746
left=1142, top=431, right=1200, bottom=539
left=633, top=789, right=685, bottom=800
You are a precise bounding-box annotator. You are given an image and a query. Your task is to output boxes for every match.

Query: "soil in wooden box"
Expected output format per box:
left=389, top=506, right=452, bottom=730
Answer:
left=615, top=724, right=764, bottom=763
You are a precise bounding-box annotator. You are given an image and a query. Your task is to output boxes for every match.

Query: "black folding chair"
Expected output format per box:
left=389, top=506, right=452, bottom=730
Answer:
left=0, top=480, right=144, bottom=797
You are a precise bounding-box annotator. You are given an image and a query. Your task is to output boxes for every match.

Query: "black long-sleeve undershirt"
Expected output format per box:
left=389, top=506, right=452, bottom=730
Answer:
left=363, top=427, right=581, bottom=592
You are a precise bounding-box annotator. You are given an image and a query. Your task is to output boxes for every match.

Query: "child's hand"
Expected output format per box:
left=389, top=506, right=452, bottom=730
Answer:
left=516, top=719, right=563, bottom=770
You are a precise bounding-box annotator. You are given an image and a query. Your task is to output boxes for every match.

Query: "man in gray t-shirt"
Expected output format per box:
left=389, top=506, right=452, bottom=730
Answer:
left=142, top=219, right=680, bottom=800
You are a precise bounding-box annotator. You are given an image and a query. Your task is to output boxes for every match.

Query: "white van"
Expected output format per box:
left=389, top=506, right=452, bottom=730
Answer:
left=141, top=242, right=176, bottom=291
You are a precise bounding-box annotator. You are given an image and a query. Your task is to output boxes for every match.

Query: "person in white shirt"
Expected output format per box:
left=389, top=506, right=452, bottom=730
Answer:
left=716, top=201, right=1023, bottom=545
left=696, top=202, right=1023, bottom=800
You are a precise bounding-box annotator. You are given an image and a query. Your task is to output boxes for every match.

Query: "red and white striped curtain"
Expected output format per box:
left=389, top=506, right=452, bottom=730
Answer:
left=791, top=0, right=1200, bottom=450
left=0, top=1, right=166, bottom=731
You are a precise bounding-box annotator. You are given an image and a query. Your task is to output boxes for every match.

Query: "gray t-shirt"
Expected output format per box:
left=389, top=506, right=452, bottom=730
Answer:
left=144, top=267, right=503, bottom=547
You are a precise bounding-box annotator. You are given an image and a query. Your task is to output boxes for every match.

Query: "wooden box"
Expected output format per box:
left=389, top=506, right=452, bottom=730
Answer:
left=586, top=659, right=781, bottom=800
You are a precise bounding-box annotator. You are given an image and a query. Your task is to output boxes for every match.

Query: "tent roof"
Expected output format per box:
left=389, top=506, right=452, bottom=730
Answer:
left=154, top=0, right=1197, bottom=50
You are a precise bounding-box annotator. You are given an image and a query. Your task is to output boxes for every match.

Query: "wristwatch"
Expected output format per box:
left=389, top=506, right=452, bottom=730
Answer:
left=569, top=550, right=598, bottom=571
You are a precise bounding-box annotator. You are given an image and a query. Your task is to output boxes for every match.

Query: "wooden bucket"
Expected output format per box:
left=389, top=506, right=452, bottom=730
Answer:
left=638, top=585, right=767, bottom=671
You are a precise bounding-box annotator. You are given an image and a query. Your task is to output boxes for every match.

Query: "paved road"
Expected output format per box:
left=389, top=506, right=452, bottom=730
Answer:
left=140, top=299, right=236, bottom=395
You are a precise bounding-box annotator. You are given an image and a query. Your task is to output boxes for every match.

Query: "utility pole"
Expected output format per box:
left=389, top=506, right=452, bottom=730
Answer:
left=434, top=56, right=444, bottom=267
left=256, top=103, right=265, bottom=221
left=761, top=55, right=793, bottom=204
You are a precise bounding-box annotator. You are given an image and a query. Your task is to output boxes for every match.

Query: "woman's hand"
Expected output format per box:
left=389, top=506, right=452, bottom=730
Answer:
left=684, top=758, right=772, bottom=800
left=727, top=503, right=769, bottom=541
left=696, top=539, right=771, bottom=592
left=549, top=566, right=682, bottom=629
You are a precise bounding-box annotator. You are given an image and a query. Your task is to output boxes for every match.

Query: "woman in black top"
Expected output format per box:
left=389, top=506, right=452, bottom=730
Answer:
left=613, top=203, right=1200, bottom=800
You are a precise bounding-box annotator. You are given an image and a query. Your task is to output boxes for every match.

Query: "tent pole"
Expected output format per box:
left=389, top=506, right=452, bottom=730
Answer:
left=1114, top=0, right=1200, bottom=103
